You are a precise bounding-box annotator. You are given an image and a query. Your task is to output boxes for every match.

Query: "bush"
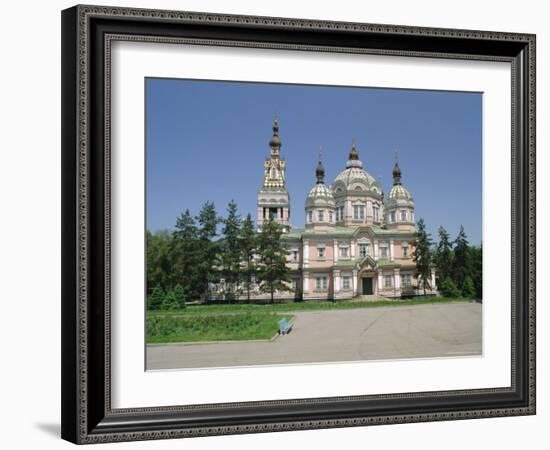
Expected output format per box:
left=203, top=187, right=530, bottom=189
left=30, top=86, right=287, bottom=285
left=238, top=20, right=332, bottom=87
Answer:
left=440, top=277, right=461, bottom=298
left=148, top=285, right=164, bottom=310
left=461, top=276, right=476, bottom=299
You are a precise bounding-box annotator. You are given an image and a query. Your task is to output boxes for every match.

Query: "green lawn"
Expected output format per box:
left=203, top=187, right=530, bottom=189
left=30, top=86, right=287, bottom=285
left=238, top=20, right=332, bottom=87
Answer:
left=147, top=312, right=292, bottom=344
left=149, top=296, right=472, bottom=317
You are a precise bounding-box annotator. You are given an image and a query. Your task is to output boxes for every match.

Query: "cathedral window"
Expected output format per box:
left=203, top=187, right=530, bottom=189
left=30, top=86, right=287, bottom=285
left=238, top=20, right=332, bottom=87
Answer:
left=380, top=246, right=389, bottom=259
left=317, top=247, right=325, bottom=258
left=307, top=211, right=313, bottom=223
left=390, top=211, right=396, bottom=223
left=359, top=243, right=370, bottom=257
left=384, top=274, right=393, bottom=288
left=401, top=209, right=407, bottom=221
left=329, top=210, right=333, bottom=223
left=353, top=205, right=364, bottom=220
left=340, top=247, right=348, bottom=258
left=315, top=276, right=328, bottom=290
left=402, top=273, right=412, bottom=287
left=318, top=210, right=324, bottom=222
left=402, top=244, right=409, bottom=257
left=373, top=206, right=379, bottom=221
left=359, top=206, right=365, bottom=219
left=343, top=276, right=351, bottom=290
left=270, top=168, right=276, bottom=178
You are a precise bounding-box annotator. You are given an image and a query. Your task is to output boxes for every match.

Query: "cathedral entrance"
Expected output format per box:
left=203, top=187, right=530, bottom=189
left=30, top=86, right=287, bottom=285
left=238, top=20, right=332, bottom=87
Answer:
left=362, top=277, right=373, bottom=295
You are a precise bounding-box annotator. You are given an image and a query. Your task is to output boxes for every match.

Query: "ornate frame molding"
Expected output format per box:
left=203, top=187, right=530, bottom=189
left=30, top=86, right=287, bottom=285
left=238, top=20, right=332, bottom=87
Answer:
left=61, top=5, right=535, bottom=444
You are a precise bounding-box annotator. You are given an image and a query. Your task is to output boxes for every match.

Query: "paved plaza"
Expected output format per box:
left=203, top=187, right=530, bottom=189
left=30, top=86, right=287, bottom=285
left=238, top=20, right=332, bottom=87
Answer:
left=146, top=302, right=482, bottom=370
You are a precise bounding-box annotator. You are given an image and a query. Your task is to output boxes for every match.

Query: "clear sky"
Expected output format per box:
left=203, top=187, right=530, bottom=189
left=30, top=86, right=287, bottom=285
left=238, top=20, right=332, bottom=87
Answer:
left=146, top=78, right=482, bottom=245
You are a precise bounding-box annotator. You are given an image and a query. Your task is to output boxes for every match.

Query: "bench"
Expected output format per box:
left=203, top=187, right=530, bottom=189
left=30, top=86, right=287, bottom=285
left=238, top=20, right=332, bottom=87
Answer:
left=278, top=318, right=293, bottom=335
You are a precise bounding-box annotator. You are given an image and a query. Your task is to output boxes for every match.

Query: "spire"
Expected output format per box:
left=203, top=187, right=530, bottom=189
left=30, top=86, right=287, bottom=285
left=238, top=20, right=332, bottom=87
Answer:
left=316, top=149, right=325, bottom=184
left=392, top=150, right=402, bottom=185
left=269, top=113, right=281, bottom=152
left=349, top=137, right=359, bottom=160
left=346, top=138, right=363, bottom=168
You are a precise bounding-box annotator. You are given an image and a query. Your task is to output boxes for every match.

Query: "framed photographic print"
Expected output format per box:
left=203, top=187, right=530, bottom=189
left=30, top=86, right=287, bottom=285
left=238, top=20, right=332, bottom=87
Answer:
left=61, top=4, right=536, bottom=444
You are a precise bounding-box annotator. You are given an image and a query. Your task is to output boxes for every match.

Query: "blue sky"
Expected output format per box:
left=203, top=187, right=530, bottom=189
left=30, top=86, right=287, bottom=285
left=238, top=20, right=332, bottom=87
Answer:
left=146, top=78, right=482, bottom=245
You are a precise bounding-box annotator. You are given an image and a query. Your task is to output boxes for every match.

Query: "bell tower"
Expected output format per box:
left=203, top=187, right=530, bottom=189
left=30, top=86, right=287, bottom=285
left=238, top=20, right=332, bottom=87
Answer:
left=257, top=115, right=291, bottom=231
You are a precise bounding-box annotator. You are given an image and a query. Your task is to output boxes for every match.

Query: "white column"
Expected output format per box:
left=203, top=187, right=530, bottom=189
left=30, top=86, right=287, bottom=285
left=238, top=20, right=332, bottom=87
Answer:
left=334, top=240, right=339, bottom=263
left=303, top=272, right=308, bottom=292
left=303, top=240, right=309, bottom=267
left=374, top=240, right=379, bottom=260
left=394, top=268, right=401, bottom=289
left=378, top=271, right=383, bottom=292
left=390, top=240, right=394, bottom=261
left=334, top=271, right=340, bottom=292
left=352, top=269, right=358, bottom=295
left=350, top=240, right=355, bottom=258
left=431, top=268, right=437, bottom=290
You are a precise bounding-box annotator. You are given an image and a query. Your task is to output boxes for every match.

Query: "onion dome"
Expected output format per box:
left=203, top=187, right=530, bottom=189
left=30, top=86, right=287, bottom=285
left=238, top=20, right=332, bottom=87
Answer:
left=306, top=156, right=335, bottom=208
left=269, top=115, right=281, bottom=149
left=331, top=140, right=383, bottom=196
left=385, top=160, right=414, bottom=208
left=346, top=138, right=362, bottom=168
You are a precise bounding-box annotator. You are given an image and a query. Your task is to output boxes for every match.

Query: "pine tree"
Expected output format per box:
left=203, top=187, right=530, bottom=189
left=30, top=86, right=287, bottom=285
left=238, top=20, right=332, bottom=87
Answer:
left=435, top=225, right=453, bottom=283
left=461, top=276, right=476, bottom=299
left=256, top=218, right=291, bottom=303
left=412, top=218, right=433, bottom=296
left=220, top=200, right=243, bottom=302
left=172, top=209, right=200, bottom=301
left=161, top=290, right=179, bottom=310
left=172, top=284, right=187, bottom=309
left=195, top=201, right=220, bottom=301
left=147, top=285, right=164, bottom=310
left=240, top=214, right=257, bottom=302
left=452, top=225, right=470, bottom=289
left=440, top=277, right=461, bottom=298
left=470, top=244, right=483, bottom=300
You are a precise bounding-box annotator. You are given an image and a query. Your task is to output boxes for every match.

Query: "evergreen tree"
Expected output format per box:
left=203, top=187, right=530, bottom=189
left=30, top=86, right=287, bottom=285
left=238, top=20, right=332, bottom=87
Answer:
left=435, top=225, right=453, bottom=283
left=412, top=218, right=433, bottom=296
left=256, top=219, right=291, bottom=303
left=461, top=276, right=476, bottom=299
left=172, top=284, right=187, bottom=309
left=172, top=209, right=201, bottom=301
left=452, top=225, right=470, bottom=289
left=470, top=244, right=483, bottom=300
left=161, top=290, right=179, bottom=310
left=220, top=200, right=243, bottom=302
left=439, top=277, right=461, bottom=298
left=239, top=214, right=258, bottom=302
left=147, top=285, right=164, bottom=310
left=195, top=201, right=220, bottom=300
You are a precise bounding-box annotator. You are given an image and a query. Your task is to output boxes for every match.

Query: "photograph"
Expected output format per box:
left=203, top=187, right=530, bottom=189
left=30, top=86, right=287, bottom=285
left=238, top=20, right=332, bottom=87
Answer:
left=144, top=78, right=483, bottom=370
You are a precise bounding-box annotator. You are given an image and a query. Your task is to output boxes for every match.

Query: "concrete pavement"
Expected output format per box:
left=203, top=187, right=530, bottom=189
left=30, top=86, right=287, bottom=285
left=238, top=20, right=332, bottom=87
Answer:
left=146, top=302, right=482, bottom=370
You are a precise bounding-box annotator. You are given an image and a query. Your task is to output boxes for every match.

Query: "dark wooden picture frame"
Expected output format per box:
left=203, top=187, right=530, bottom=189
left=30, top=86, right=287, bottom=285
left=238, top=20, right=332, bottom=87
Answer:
left=61, top=4, right=536, bottom=444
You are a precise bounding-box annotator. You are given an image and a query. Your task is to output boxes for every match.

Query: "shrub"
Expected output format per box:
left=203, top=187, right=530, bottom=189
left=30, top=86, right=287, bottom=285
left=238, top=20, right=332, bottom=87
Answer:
left=148, top=285, right=164, bottom=310
left=440, top=277, right=461, bottom=298
left=461, top=276, right=476, bottom=299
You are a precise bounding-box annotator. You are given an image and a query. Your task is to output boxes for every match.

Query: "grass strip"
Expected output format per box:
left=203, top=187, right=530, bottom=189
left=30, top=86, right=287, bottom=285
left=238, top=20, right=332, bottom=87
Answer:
left=147, top=312, right=293, bottom=344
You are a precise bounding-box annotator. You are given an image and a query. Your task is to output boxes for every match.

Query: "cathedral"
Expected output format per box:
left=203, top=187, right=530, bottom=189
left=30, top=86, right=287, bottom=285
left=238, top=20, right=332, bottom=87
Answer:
left=256, top=116, right=437, bottom=300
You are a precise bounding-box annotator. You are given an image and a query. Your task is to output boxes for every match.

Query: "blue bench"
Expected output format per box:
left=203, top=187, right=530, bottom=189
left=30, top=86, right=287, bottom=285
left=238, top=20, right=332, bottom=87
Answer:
left=278, top=318, right=293, bottom=335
